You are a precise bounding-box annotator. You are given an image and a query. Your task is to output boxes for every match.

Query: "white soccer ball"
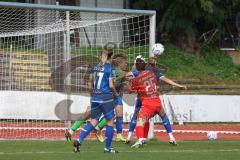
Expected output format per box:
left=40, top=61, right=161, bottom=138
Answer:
left=152, top=43, right=164, bottom=56
left=207, top=131, right=218, bottom=140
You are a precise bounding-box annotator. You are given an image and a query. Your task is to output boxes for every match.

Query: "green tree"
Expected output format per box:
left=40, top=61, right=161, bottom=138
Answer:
left=160, top=0, right=219, bottom=53
left=130, top=0, right=240, bottom=53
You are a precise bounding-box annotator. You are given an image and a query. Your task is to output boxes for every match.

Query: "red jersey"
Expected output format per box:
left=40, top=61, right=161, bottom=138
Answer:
left=130, top=70, right=161, bottom=106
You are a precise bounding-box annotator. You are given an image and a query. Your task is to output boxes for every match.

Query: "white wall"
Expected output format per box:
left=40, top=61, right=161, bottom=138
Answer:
left=1, top=91, right=240, bottom=122
left=34, top=0, right=56, bottom=4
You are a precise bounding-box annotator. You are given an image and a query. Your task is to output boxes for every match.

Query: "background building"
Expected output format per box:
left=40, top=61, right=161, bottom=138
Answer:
left=27, top=0, right=129, bottom=9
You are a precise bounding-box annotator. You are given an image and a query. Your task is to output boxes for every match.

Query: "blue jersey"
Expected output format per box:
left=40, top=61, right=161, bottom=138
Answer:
left=132, top=66, right=163, bottom=81
left=90, top=63, right=115, bottom=102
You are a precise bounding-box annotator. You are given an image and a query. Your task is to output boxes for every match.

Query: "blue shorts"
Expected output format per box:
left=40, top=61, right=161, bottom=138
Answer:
left=114, top=96, right=123, bottom=106
left=91, top=99, right=115, bottom=120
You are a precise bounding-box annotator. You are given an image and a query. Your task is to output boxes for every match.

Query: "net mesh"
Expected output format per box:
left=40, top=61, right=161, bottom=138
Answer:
left=0, top=6, right=151, bottom=139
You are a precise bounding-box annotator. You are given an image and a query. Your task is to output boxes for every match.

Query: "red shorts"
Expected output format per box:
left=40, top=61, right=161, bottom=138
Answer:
left=138, top=98, right=162, bottom=120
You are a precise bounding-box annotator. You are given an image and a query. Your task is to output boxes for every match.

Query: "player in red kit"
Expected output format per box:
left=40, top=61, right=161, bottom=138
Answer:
left=129, top=57, right=186, bottom=148
left=129, top=57, right=161, bottom=147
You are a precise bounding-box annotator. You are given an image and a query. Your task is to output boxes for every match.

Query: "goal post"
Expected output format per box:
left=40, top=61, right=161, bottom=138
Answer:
left=0, top=2, right=156, bottom=140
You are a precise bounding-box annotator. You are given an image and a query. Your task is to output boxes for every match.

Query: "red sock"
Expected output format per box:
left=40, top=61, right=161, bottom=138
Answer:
left=143, top=122, right=150, bottom=138
left=136, top=126, right=144, bottom=139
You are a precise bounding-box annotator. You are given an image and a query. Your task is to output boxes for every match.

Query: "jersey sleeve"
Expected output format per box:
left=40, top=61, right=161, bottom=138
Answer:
left=131, top=70, right=139, bottom=77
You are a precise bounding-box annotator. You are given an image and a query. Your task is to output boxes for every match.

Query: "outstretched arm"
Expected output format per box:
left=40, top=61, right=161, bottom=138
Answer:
left=160, top=76, right=187, bottom=89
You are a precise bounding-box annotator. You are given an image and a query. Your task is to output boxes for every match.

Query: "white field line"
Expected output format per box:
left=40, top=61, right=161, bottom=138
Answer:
left=0, top=149, right=240, bottom=155
left=0, top=127, right=66, bottom=130
left=1, top=127, right=240, bottom=134
left=153, top=129, right=240, bottom=134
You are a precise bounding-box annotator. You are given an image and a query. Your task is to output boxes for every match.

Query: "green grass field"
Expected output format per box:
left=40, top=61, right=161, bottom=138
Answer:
left=0, top=140, right=239, bottom=160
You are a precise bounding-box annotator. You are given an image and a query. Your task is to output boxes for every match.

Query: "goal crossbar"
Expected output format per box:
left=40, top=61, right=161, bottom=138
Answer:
left=0, top=2, right=156, bottom=55
left=0, top=2, right=156, bottom=16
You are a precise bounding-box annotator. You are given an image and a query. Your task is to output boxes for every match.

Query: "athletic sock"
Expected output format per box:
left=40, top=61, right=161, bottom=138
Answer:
left=69, top=129, right=74, bottom=135
left=168, top=132, right=175, bottom=140
left=116, top=117, right=123, bottom=134
left=127, top=132, right=133, bottom=140
left=161, top=113, right=172, bottom=133
left=129, top=114, right=137, bottom=132
left=78, top=123, right=94, bottom=143
left=71, top=117, right=85, bottom=131
left=105, top=125, right=114, bottom=150
left=143, top=121, right=150, bottom=138
left=139, top=138, right=145, bottom=143
left=136, top=126, right=144, bottom=139
left=96, top=117, right=107, bottom=131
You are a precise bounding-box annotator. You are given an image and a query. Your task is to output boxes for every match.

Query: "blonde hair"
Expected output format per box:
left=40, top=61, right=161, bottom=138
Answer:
left=148, top=57, right=157, bottom=67
left=112, top=54, right=126, bottom=66
left=99, top=48, right=113, bottom=66
left=99, top=42, right=115, bottom=66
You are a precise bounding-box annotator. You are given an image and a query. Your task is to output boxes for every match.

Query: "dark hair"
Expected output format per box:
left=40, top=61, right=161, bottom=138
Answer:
left=106, top=49, right=113, bottom=59
left=135, top=58, right=146, bottom=71
left=99, top=48, right=113, bottom=66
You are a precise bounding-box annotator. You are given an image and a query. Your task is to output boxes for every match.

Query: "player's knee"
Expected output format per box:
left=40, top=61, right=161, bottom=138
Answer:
left=115, top=105, right=123, bottom=117
left=159, top=108, right=165, bottom=117
left=116, top=113, right=123, bottom=117
left=84, top=111, right=91, bottom=119
left=90, top=119, right=99, bottom=127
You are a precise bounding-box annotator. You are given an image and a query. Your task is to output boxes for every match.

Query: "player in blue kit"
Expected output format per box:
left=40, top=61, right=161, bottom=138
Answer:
left=73, top=44, right=118, bottom=154
left=66, top=54, right=127, bottom=143
left=94, top=54, right=127, bottom=142
left=126, top=56, right=186, bottom=145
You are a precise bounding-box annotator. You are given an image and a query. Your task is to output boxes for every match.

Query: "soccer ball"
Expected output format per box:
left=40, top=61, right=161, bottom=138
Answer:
left=152, top=43, right=164, bottom=56
left=207, top=131, right=218, bottom=140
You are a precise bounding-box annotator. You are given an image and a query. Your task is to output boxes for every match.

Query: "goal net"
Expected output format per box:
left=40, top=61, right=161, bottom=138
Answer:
left=0, top=2, right=155, bottom=140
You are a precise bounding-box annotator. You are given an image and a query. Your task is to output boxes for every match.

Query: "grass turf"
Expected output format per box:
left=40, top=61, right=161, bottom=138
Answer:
left=0, top=140, right=239, bottom=160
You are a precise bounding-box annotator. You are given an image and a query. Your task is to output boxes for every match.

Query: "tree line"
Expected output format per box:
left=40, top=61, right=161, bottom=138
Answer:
left=130, top=0, right=240, bottom=53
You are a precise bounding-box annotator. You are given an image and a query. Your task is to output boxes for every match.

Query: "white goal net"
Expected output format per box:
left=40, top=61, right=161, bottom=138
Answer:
left=0, top=2, right=155, bottom=140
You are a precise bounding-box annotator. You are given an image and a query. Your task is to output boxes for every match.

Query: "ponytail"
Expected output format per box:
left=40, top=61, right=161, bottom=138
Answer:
left=99, top=52, right=108, bottom=66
